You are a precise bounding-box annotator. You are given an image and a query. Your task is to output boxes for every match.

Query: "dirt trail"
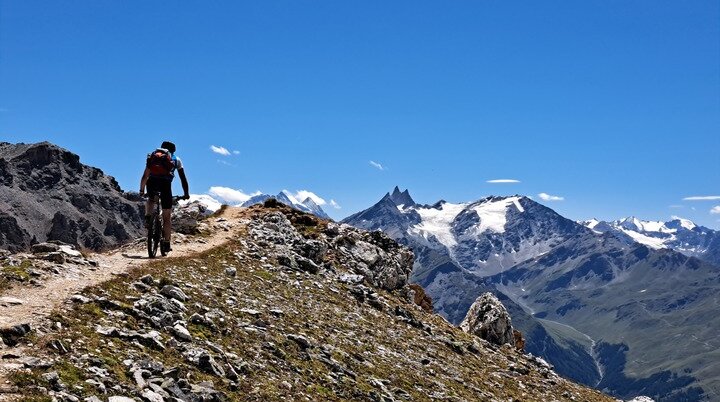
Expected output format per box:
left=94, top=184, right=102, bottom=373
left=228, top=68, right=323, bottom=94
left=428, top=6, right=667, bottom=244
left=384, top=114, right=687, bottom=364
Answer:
left=0, top=207, right=245, bottom=329
left=0, top=207, right=246, bottom=397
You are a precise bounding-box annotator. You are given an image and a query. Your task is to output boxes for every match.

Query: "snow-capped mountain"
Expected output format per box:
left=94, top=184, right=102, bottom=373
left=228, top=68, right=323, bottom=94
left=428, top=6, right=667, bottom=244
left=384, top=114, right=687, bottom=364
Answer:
left=581, top=217, right=720, bottom=266
left=241, top=191, right=331, bottom=219
left=183, top=194, right=223, bottom=213
left=344, top=187, right=720, bottom=401
left=187, top=191, right=331, bottom=219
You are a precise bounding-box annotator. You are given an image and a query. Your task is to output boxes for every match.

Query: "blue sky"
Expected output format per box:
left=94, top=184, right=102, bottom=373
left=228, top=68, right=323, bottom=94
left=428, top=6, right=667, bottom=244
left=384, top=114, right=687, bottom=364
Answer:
left=1, top=1, right=719, bottom=227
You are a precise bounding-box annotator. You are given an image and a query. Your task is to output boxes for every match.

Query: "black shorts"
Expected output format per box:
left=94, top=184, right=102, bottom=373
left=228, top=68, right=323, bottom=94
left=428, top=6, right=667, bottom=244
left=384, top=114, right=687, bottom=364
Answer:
left=147, top=176, right=173, bottom=209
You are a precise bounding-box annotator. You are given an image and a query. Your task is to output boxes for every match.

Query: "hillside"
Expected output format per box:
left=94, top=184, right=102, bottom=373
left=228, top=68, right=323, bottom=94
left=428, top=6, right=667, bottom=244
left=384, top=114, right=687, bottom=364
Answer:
left=343, top=187, right=720, bottom=401
left=0, top=203, right=614, bottom=402
left=0, top=142, right=144, bottom=252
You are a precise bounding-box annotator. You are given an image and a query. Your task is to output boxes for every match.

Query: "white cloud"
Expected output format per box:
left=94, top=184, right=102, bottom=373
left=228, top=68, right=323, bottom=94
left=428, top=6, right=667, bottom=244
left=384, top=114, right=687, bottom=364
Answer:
left=209, top=186, right=261, bottom=204
left=538, top=192, right=564, bottom=201
left=711, top=206, right=720, bottom=215
left=369, top=161, right=385, bottom=170
left=487, top=179, right=520, bottom=184
left=683, top=196, right=720, bottom=201
left=669, top=205, right=684, bottom=209
left=233, top=150, right=240, bottom=155
left=294, top=190, right=327, bottom=205
left=210, top=145, right=231, bottom=156
left=330, top=199, right=341, bottom=209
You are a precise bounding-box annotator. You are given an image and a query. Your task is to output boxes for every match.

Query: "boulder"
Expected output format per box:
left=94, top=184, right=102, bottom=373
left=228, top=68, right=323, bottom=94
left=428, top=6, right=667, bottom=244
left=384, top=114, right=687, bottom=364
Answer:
left=172, top=201, right=210, bottom=235
left=459, top=293, right=515, bottom=346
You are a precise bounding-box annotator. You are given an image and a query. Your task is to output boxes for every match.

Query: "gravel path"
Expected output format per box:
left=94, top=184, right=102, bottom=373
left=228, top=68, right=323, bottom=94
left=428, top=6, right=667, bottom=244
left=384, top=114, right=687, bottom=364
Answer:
left=0, top=207, right=246, bottom=399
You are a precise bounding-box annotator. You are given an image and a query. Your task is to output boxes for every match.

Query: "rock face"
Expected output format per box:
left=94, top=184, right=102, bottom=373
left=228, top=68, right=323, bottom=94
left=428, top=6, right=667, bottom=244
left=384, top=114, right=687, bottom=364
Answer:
left=460, top=292, right=515, bottom=346
left=0, top=142, right=144, bottom=251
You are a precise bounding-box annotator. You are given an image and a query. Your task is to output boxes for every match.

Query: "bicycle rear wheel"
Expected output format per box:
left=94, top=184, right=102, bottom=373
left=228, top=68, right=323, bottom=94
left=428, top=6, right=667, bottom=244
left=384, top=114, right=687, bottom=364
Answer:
left=147, top=214, right=161, bottom=258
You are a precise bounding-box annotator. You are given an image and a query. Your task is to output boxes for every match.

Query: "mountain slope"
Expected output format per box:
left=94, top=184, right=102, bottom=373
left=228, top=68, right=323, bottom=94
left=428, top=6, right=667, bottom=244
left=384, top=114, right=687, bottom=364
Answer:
left=344, top=187, right=720, bottom=401
left=582, top=217, right=720, bottom=266
left=0, top=142, right=144, bottom=252
left=2, top=203, right=613, bottom=402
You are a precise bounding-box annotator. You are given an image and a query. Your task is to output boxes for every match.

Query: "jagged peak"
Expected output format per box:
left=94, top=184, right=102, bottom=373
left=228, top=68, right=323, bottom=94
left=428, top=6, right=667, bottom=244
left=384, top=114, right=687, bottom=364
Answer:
left=389, top=186, right=416, bottom=207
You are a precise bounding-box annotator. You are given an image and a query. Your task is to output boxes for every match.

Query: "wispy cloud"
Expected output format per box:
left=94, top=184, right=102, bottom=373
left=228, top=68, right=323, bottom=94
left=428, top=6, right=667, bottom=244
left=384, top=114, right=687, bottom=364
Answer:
left=683, top=196, right=720, bottom=201
left=669, top=205, right=684, bottom=209
left=330, top=199, right=341, bottom=209
left=208, top=186, right=261, bottom=204
left=369, top=161, right=385, bottom=171
left=711, top=206, right=720, bottom=215
left=487, top=179, right=520, bottom=184
left=233, top=150, right=240, bottom=155
left=538, top=192, right=564, bottom=201
left=210, top=145, right=231, bottom=156
left=293, top=190, right=326, bottom=206
left=216, top=159, right=234, bottom=167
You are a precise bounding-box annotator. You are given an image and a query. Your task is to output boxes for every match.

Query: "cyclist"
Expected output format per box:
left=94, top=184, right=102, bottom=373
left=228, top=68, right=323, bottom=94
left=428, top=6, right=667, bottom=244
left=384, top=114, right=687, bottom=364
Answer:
left=139, top=141, right=190, bottom=254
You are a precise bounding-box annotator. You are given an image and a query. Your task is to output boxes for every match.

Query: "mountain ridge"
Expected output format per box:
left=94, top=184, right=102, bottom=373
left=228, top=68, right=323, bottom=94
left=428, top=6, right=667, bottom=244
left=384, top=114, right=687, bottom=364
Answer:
left=343, top=187, right=720, bottom=401
left=0, top=141, right=144, bottom=252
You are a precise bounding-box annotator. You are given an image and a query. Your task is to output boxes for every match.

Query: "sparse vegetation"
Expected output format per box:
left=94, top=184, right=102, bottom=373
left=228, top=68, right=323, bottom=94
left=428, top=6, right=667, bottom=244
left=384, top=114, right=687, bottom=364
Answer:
left=6, top=206, right=615, bottom=401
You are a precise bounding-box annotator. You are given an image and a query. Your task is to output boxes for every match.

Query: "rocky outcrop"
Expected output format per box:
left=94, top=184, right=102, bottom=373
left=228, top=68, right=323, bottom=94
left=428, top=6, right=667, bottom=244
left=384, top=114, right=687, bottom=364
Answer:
left=172, top=201, right=212, bottom=235
left=248, top=204, right=414, bottom=292
left=460, top=292, right=515, bottom=346
left=0, top=142, right=144, bottom=251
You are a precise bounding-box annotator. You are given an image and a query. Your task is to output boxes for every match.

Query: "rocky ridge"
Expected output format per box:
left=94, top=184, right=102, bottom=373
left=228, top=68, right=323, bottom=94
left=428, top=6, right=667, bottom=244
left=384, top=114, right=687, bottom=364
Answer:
left=1, top=202, right=614, bottom=402
left=0, top=142, right=144, bottom=252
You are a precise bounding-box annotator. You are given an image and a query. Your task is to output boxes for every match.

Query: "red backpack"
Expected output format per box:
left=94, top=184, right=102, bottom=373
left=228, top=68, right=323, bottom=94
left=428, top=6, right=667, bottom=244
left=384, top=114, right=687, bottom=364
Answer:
left=148, top=148, right=175, bottom=177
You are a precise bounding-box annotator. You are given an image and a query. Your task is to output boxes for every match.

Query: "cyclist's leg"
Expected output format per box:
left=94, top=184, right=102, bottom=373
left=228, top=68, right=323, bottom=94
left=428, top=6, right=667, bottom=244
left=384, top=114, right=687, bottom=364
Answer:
left=158, top=179, right=173, bottom=245
left=162, top=208, right=172, bottom=242
left=145, top=178, right=159, bottom=228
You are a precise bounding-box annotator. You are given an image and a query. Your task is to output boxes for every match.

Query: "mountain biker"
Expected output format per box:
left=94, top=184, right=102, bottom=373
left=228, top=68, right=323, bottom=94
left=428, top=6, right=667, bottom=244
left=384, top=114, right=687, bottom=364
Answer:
left=139, top=141, right=190, bottom=254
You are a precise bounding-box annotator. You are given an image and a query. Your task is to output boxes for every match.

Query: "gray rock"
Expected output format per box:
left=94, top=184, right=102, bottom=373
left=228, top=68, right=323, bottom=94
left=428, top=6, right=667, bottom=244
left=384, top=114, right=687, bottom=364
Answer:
left=197, top=352, right=225, bottom=377
left=224, top=266, right=237, bottom=277
left=287, top=334, right=312, bottom=350
left=460, top=292, right=515, bottom=346
left=0, top=323, right=32, bottom=346
left=31, top=242, right=60, bottom=253
left=140, top=274, right=155, bottom=286
left=108, top=397, right=138, bottom=402
left=172, top=201, right=210, bottom=235
left=70, top=294, right=92, bottom=304
left=141, top=389, right=164, bottom=402
left=172, top=323, right=192, bottom=342
left=44, top=251, right=66, bottom=264
left=160, top=285, right=188, bottom=302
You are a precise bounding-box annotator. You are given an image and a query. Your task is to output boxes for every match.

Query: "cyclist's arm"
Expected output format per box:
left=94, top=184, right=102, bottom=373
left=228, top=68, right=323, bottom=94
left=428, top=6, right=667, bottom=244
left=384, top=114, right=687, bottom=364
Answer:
left=178, top=168, right=190, bottom=198
left=140, top=167, right=150, bottom=195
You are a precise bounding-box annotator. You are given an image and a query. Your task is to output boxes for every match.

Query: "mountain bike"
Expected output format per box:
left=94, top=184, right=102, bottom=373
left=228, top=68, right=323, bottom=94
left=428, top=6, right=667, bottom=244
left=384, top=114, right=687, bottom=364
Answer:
left=145, top=192, right=182, bottom=258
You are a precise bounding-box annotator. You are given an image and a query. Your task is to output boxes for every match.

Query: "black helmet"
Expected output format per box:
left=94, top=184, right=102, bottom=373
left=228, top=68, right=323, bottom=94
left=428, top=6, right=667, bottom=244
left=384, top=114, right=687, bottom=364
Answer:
left=161, top=141, right=176, bottom=153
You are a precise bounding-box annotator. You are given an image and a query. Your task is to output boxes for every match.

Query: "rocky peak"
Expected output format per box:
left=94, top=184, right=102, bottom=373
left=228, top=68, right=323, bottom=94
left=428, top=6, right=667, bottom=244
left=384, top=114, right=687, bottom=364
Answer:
left=389, top=186, right=416, bottom=207
left=0, top=141, right=143, bottom=251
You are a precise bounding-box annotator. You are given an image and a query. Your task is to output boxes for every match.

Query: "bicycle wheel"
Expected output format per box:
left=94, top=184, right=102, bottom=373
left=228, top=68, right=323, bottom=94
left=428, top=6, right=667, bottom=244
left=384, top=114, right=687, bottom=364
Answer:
left=154, top=217, right=163, bottom=257
left=147, top=214, right=159, bottom=258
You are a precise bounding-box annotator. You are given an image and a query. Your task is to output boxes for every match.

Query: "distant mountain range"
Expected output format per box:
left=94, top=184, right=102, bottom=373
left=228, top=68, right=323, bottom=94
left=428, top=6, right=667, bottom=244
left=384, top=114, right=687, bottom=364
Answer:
left=191, top=191, right=330, bottom=219
left=581, top=217, right=720, bottom=266
left=343, top=187, right=720, bottom=402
